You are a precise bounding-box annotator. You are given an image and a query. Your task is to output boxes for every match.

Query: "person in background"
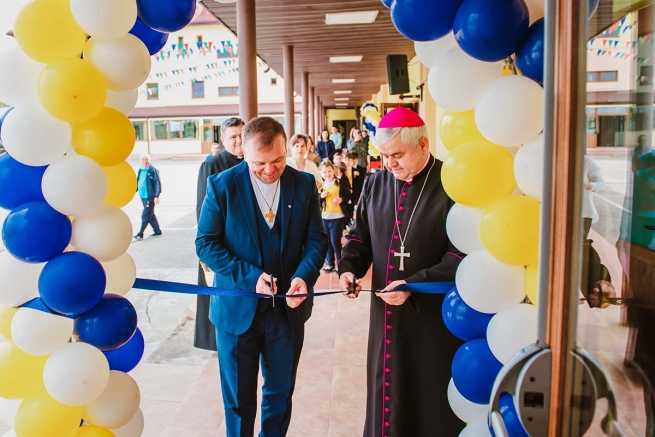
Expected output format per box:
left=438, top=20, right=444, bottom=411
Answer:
left=346, top=127, right=359, bottom=150
left=306, top=136, right=319, bottom=164
left=134, top=153, right=162, bottom=240
left=286, top=133, right=323, bottom=189
left=330, top=125, right=343, bottom=154
left=320, top=161, right=350, bottom=273
left=582, top=155, right=605, bottom=239
left=361, top=129, right=370, bottom=149
left=335, top=162, right=353, bottom=229
left=195, top=117, right=245, bottom=351
left=317, top=129, right=336, bottom=163
left=348, top=129, right=369, bottom=171
left=348, top=152, right=367, bottom=208
left=206, top=143, right=221, bottom=160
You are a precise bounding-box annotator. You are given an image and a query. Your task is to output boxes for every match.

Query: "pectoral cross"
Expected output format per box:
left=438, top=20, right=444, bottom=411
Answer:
left=264, top=209, right=276, bottom=223
left=394, top=245, right=410, bottom=271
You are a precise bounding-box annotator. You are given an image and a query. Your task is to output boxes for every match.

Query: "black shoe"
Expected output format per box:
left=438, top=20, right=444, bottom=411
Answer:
left=151, top=231, right=163, bottom=236
left=322, top=266, right=334, bottom=273
left=133, top=234, right=143, bottom=240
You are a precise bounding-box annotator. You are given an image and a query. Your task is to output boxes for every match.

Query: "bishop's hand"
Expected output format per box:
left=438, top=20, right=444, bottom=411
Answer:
left=376, top=280, right=410, bottom=306
left=339, top=273, right=361, bottom=299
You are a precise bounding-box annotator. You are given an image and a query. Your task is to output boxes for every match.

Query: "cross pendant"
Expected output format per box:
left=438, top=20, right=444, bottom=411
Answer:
left=264, top=208, right=276, bottom=223
left=394, top=245, right=410, bottom=271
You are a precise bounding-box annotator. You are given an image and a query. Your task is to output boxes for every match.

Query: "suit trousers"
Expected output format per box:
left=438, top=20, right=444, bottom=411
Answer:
left=216, top=302, right=304, bottom=437
left=138, top=198, right=161, bottom=236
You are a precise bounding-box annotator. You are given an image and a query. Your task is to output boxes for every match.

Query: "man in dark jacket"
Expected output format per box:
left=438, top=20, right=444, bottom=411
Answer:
left=134, top=153, right=162, bottom=240
left=194, top=117, right=245, bottom=351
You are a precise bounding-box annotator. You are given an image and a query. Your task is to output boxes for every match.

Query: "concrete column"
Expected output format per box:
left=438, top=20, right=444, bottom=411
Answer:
left=308, top=86, right=315, bottom=139
left=237, top=0, right=257, bottom=121
left=283, top=44, right=294, bottom=138
left=301, top=72, right=309, bottom=135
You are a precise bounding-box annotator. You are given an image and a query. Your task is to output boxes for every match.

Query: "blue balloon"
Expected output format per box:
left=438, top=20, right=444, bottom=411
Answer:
left=452, top=338, right=503, bottom=404
left=129, top=17, right=169, bottom=55
left=103, top=328, right=145, bottom=373
left=499, top=393, right=529, bottom=437
left=442, top=287, right=494, bottom=341
left=515, top=18, right=544, bottom=84
left=2, top=201, right=71, bottom=263
left=381, top=0, right=394, bottom=7
left=0, top=107, right=13, bottom=142
left=454, top=0, right=529, bottom=62
left=136, top=0, right=196, bottom=33
left=75, top=294, right=138, bottom=351
left=0, top=153, right=47, bottom=210
left=39, top=252, right=106, bottom=317
left=391, top=0, right=465, bottom=42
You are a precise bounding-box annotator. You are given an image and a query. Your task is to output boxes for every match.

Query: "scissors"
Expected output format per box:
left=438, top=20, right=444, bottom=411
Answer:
left=269, top=273, right=275, bottom=307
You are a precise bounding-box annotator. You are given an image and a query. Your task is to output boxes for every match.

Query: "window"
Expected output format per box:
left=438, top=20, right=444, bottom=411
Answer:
left=587, top=71, right=618, bottom=82
left=192, top=81, right=205, bottom=98
left=586, top=117, right=597, bottom=133
left=149, top=120, right=199, bottom=140
left=146, top=83, right=159, bottom=100
left=178, top=36, right=184, bottom=46
left=218, top=86, right=239, bottom=96
left=132, top=121, right=146, bottom=141
left=197, top=35, right=203, bottom=43
left=271, top=77, right=277, bottom=86
left=640, top=66, right=654, bottom=85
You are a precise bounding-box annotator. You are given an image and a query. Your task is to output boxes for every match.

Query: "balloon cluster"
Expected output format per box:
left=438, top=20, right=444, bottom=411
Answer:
left=383, top=0, right=583, bottom=434
left=0, top=1, right=195, bottom=436
left=360, top=103, right=382, bottom=158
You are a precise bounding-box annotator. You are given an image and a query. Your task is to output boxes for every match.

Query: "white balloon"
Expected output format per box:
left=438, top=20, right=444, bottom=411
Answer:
left=448, top=379, right=489, bottom=424
left=514, top=135, right=544, bottom=201
left=84, top=35, right=151, bottom=91
left=0, top=208, right=8, bottom=251
left=2, top=430, right=16, bottom=437
left=446, top=204, right=484, bottom=255
left=11, top=308, right=73, bottom=356
left=456, top=250, right=526, bottom=314
left=71, top=205, right=132, bottom=262
left=0, top=252, right=44, bottom=307
left=428, top=48, right=503, bottom=112
left=70, top=0, right=137, bottom=40
left=414, top=32, right=457, bottom=68
left=83, top=371, right=140, bottom=429
left=524, top=0, right=545, bottom=23
left=1, top=105, right=71, bottom=166
left=42, top=155, right=108, bottom=217
left=105, top=89, right=138, bottom=115
left=215, top=0, right=238, bottom=2
left=459, top=420, right=493, bottom=437
left=0, top=42, right=44, bottom=106
left=102, top=253, right=137, bottom=296
left=0, top=398, right=20, bottom=428
left=111, top=408, right=144, bottom=437
left=487, top=304, right=538, bottom=364
left=43, top=342, right=110, bottom=406
left=475, top=75, right=545, bottom=148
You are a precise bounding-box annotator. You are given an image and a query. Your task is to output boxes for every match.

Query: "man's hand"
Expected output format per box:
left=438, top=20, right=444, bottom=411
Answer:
left=339, top=272, right=361, bottom=299
left=376, top=280, right=410, bottom=306
left=154, top=197, right=160, bottom=205
left=286, top=277, right=307, bottom=309
left=256, top=272, right=277, bottom=299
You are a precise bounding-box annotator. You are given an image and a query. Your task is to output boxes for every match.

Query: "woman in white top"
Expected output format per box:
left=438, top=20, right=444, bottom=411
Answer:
left=286, top=134, right=323, bottom=189
left=582, top=155, right=605, bottom=239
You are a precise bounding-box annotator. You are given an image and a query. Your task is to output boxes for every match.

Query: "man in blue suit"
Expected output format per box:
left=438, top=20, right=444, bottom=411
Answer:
left=196, top=117, right=328, bottom=437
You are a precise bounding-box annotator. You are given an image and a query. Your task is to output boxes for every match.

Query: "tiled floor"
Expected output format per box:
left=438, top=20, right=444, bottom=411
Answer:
left=132, top=271, right=372, bottom=437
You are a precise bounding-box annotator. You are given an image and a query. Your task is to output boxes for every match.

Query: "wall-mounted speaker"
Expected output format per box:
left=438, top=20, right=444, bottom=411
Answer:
left=386, top=54, right=410, bottom=95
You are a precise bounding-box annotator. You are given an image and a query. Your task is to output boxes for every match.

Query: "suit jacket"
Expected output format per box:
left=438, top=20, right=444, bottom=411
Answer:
left=316, top=140, right=335, bottom=163
left=196, top=161, right=328, bottom=335
left=196, top=150, right=243, bottom=219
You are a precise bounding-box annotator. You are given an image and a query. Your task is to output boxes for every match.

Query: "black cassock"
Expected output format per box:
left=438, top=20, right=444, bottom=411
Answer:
left=194, top=150, right=243, bottom=350
left=339, top=155, right=465, bottom=437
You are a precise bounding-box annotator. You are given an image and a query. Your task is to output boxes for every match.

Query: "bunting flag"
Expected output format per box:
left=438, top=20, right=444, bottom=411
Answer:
left=588, top=47, right=654, bottom=63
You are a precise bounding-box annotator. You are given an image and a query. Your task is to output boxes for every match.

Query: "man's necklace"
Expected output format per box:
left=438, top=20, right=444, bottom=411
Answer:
left=253, top=179, right=280, bottom=223
left=393, top=159, right=436, bottom=271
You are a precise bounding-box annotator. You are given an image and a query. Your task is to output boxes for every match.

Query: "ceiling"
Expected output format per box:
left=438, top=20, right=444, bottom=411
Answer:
left=200, top=0, right=415, bottom=108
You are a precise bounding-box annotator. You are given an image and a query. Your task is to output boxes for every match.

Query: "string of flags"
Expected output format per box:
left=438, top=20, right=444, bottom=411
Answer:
left=149, top=59, right=243, bottom=79
left=154, top=40, right=238, bottom=61
left=589, top=33, right=653, bottom=48
left=139, top=67, right=242, bottom=96
left=588, top=47, right=654, bottom=63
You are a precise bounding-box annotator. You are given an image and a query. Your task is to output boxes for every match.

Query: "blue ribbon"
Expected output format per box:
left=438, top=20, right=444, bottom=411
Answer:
left=19, top=279, right=455, bottom=318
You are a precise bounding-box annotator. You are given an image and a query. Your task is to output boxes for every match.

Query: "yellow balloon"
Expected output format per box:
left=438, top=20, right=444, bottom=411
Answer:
left=526, top=263, right=539, bottom=305
left=103, top=162, right=137, bottom=208
left=441, top=141, right=516, bottom=208
left=75, top=426, right=116, bottom=437
left=15, top=391, right=82, bottom=437
left=480, top=196, right=541, bottom=266
left=0, top=306, right=18, bottom=340
left=0, top=342, right=48, bottom=399
left=440, top=110, right=488, bottom=152
left=72, top=108, right=136, bottom=167
left=14, top=0, right=87, bottom=64
left=38, top=59, right=107, bottom=123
